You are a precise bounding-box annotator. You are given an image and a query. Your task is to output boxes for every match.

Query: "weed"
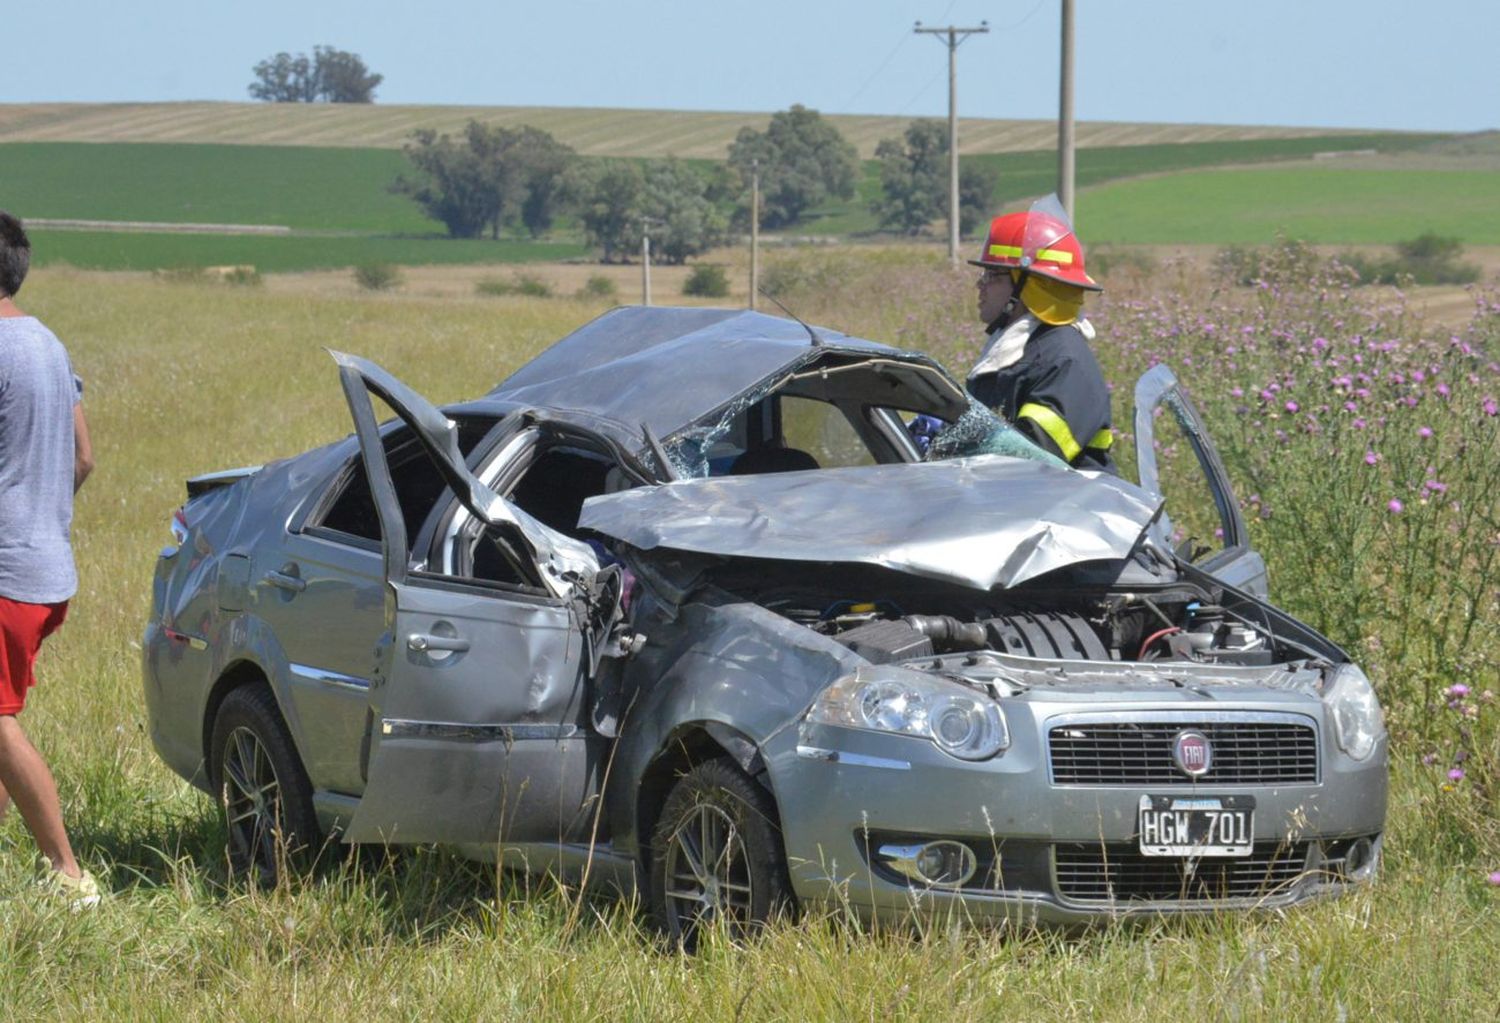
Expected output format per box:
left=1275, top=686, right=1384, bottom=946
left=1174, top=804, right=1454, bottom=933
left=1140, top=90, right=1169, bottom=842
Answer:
left=353, top=263, right=403, bottom=291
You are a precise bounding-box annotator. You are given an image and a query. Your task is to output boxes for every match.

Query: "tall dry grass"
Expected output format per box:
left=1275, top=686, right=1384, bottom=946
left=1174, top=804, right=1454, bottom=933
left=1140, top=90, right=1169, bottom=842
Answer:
left=1, top=258, right=1496, bottom=1020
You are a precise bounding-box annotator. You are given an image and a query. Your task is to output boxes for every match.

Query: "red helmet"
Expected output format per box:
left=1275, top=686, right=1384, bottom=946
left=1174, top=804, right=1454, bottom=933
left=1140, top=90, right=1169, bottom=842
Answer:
left=969, top=206, right=1101, bottom=292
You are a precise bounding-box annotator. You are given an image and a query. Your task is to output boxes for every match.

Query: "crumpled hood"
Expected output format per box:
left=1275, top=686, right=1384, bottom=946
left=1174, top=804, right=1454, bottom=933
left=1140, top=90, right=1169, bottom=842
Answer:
left=579, top=455, right=1162, bottom=591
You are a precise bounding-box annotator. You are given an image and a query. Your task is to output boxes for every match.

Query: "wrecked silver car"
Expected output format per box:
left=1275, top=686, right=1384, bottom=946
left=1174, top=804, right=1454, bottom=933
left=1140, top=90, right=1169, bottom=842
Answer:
left=143, top=307, right=1386, bottom=941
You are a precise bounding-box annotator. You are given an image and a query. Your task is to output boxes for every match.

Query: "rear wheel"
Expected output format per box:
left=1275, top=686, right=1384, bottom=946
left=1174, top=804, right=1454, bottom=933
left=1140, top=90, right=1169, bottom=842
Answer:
left=209, top=685, right=320, bottom=885
left=648, top=757, right=792, bottom=950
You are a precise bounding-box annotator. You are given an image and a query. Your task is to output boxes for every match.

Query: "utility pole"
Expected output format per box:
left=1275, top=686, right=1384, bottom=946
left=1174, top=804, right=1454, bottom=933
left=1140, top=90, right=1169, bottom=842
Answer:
left=641, top=216, right=654, bottom=306
left=1058, top=0, right=1076, bottom=220
left=915, top=20, right=988, bottom=265
left=749, top=160, right=760, bottom=310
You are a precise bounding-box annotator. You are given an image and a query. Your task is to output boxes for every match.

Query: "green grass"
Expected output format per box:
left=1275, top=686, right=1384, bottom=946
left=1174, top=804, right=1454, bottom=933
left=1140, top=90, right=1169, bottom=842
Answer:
left=0, top=143, right=432, bottom=232
left=29, top=231, right=588, bottom=273
left=1077, top=166, right=1500, bottom=245
left=0, top=262, right=1494, bottom=1017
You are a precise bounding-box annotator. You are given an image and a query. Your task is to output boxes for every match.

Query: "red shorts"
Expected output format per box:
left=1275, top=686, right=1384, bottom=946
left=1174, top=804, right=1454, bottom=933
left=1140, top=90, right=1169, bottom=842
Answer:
left=0, top=596, right=68, bottom=715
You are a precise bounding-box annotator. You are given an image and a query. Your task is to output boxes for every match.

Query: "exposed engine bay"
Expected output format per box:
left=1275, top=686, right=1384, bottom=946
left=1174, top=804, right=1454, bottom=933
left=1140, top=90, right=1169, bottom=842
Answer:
left=712, top=562, right=1283, bottom=668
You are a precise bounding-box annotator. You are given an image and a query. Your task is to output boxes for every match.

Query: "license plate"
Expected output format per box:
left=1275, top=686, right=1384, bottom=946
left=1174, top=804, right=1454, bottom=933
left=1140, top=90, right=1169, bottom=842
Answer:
left=1138, top=794, right=1255, bottom=857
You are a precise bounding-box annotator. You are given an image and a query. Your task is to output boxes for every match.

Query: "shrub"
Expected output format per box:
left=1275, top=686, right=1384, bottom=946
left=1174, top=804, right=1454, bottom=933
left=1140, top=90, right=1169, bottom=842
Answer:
left=1344, top=233, right=1482, bottom=286
left=475, top=273, right=551, bottom=298
left=514, top=274, right=551, bottom=297
left=577, top=274, right=618, bottom=300
left=353, top=262, right=402, bottom=291
left=682, top=264, right=730, bottom=298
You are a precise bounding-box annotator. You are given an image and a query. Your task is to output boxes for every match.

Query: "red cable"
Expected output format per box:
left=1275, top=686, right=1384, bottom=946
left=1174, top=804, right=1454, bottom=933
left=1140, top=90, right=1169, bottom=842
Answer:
left=1138, top=627, right=1182, bottom=660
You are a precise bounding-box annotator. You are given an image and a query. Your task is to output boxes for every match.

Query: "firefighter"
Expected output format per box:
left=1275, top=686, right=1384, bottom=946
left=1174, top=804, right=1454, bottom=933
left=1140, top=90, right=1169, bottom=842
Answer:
left=966, top=197, right=1116, bottom=473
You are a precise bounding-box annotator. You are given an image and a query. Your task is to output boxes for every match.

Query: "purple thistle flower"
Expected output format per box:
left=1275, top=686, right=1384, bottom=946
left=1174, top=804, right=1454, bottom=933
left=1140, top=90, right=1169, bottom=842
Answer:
left=1424, top=480, right=1447, bottom=494
left=1484, top=397, right=1497, bottom=417
left=1388, top=499, right=1404, bottom=514
left=1418, top=426, right=1434, bottom=438
left=1422, top=753, right=1437, bottom=765
left=1448, top=768, right=1465, bottom=782
left=1365, top=451, right=1379, bottom=465
left=1449, top=683, right=1470, bottom=697
left=1490, top=871, right=1500, bottom=886
left=1285, top=400, right=1300, bottom=413
left=1353, top=418, right=1367, bottom=429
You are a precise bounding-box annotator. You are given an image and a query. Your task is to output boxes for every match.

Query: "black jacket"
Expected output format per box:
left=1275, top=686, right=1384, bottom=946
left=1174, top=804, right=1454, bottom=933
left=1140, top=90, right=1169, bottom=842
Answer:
left=967, top=322, right=1117, bottom=473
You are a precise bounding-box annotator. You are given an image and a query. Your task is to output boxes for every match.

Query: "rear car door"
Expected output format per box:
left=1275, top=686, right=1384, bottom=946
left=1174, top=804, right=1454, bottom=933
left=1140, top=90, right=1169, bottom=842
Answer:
left=1134, top=364, right=1269, bottom=598
left=335, top=353, right=605, bottom=846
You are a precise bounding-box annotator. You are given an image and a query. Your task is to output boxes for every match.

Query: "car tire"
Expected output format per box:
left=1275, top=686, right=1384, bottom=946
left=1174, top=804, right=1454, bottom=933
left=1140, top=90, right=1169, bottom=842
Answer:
left=648, top=757, right=792, bottom=950
left=209, top=684, right=321, bottom=885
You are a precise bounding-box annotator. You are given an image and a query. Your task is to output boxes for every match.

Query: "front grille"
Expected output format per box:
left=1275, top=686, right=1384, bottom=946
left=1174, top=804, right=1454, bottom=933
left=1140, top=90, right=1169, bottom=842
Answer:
left=1049, top=721, right=1318, bottom=785
left=1054, top=842, right=1310, bottom=903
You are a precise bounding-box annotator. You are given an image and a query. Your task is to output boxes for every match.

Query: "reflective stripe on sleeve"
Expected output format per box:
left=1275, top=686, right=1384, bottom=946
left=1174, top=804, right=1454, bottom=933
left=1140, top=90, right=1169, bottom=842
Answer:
left=1017, top=402, right=1082, bottom=462
left=1087, top=427, right=1114, bottom=450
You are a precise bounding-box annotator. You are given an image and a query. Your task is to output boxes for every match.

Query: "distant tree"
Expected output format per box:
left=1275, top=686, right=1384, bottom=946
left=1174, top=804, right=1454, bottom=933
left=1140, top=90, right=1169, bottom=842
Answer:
left=509, top=127, right=575, bottom=237
left=873, top=119, right=997, bottom=237
left=249, top=45, right=382, bottom=103
left=391, top=121, right=577, bottom=240
left=728, top=104, right=859, bottom=229
left=872, top=120, right=947, bottom=234
left=312, top=46, right=383, bottom=103
left=566, top=159, right=728, bottom=265
left=641, top=160, right=728, bottom=265
left=567, top=159, right=644, bottom=263
left=958, top=163, right=998, bottom=237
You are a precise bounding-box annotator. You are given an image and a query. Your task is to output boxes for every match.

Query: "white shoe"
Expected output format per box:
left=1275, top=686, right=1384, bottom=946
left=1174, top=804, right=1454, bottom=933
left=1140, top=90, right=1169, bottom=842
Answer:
left=41, top=866, right=102, bottom=910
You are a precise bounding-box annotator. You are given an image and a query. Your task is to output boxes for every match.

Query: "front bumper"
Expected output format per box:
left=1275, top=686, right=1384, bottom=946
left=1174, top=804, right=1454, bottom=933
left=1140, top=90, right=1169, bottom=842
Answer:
left=769, top=705, right=1387, bottom=926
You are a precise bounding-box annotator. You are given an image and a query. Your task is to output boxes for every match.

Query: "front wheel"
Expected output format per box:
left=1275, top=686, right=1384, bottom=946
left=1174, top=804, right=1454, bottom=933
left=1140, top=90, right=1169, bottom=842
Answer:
left=648, top=757, right=792, bottom=950
left=209, top=685, right=321, bottom=885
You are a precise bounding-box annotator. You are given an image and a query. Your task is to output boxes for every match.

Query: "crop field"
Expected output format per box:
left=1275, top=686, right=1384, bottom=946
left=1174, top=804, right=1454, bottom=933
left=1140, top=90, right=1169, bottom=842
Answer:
left=0, top=250, right=1495, bottom=1018
left=1078, top=166, right=1500, bottom=246
left=0, top=101, right=1378, bottom=159
left=6, top=130, right=1484, bottom=273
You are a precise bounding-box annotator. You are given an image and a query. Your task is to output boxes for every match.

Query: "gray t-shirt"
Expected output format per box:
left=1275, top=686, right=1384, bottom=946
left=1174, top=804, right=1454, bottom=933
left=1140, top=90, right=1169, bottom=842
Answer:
left=0, top=317, right=81, bottom=604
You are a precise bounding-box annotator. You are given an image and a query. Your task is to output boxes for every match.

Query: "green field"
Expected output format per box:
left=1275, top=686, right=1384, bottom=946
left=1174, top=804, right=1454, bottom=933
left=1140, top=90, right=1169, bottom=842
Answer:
left=29, top=230, right=589, bottom=273
left=1078, top=166, right=1500, bottom=245
left=1, top=143, right=428, bottom=231
left=4, top=130, right=1496, bottom=270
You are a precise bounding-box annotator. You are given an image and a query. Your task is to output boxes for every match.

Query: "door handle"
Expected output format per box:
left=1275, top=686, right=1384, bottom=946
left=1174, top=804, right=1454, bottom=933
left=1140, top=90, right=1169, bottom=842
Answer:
left=263, top=569, right=306, bottom=593
left=407, top=633, right=470, bottom=653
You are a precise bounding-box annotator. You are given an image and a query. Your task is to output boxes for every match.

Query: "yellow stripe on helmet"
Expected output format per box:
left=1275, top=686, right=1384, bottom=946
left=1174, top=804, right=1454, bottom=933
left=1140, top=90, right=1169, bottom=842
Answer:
left=987, top=243, right=1074, bottom=265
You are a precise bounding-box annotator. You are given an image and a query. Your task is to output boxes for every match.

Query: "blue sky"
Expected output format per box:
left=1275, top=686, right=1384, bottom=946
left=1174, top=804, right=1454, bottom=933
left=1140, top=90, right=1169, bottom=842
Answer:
left=6, top=1, right=1496, bottom=132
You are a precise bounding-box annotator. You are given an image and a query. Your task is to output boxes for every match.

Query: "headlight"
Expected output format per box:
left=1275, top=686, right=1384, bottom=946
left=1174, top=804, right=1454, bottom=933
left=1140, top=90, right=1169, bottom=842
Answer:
left=807, top=666, right=1009, bottom=761
left=1323, top=662, right=1385, bottom=761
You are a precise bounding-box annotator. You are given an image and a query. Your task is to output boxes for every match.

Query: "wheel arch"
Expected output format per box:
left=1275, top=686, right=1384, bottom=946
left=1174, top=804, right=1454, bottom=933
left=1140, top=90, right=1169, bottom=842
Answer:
left=634, top=721, right=775, bottom=876
left=201, top=659, right=277, bottom=778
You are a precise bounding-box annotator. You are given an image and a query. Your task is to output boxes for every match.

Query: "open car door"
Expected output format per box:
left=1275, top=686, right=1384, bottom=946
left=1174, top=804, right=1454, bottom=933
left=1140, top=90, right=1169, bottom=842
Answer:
left=1134, top=364, right=1269, bottom=599
left=333, top=352, right=606, bottom=846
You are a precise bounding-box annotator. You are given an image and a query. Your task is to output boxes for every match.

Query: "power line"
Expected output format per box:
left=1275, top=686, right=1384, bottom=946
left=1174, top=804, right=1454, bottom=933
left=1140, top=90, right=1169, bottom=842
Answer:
left=841, top=31, right=913, bottom=112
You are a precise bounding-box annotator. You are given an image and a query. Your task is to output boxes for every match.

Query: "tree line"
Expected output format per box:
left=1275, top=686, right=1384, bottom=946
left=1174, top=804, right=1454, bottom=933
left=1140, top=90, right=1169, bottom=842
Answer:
left=392, top=105, right=998, bottom=263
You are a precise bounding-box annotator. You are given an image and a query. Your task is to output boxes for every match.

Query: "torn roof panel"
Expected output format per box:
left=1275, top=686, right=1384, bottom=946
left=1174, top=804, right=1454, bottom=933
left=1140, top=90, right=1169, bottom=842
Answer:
left=487, top=306, right=928, bottom=449
left=579, top=455, right=1163, bottom=591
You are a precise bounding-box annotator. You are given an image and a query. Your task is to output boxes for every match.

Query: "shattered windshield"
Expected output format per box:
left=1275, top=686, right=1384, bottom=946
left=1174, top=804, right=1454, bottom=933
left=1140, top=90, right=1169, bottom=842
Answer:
left=924, top=398, right=1068, bottom=469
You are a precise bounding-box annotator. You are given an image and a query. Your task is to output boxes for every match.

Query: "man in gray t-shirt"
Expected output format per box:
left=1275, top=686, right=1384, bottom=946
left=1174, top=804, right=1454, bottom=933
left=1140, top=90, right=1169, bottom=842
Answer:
left=0, top=211, right=99, bottom=906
